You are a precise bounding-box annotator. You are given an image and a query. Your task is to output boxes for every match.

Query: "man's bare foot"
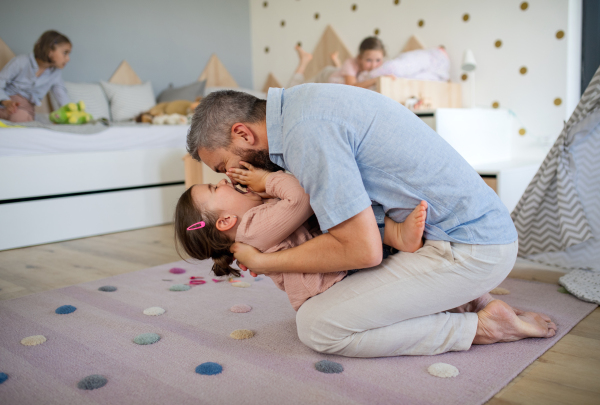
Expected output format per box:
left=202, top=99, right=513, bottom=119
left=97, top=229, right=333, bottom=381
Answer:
left=294, top=45, right=313, bottom=75
left=383, top=200, right=427, bottom=253
left=473, top=300, right=557, bottom=344
left=330, top=51, right=341, bottom=68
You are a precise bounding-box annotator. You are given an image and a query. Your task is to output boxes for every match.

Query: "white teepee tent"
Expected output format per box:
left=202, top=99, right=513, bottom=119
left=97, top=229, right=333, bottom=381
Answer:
left=511, top=66, right=600, bottom=303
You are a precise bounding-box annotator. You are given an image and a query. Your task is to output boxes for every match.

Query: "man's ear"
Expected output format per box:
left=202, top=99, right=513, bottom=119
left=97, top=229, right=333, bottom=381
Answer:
left=231, top=123, right=256, bottom=146
left=215, top=215, right=238, bottom=232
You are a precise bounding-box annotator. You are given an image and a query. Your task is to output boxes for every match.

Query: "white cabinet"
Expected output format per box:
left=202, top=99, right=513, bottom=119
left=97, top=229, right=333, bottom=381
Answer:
left=416, top=108, right=544, bottom=212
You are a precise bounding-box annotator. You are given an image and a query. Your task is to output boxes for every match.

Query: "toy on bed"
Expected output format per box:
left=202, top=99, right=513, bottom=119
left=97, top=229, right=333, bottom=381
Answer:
left=135, top=98, right=201, bottom=125
left=49, top=101, right=94, bottom=125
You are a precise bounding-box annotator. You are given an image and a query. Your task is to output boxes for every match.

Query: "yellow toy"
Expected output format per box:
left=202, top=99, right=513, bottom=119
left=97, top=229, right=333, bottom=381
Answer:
left=49, top=101, right=93, bottom=124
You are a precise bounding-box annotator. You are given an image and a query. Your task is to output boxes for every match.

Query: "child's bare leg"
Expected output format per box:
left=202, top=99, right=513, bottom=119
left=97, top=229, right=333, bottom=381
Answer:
left=294, top=45, right=313, bottom=75
left=330, top=51, right=341, bottom=68
left=383, top=201, right=427, bottom=253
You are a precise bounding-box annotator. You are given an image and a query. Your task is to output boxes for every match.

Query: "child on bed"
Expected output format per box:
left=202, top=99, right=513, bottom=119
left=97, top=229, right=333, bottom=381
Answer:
left=174, top=162, right=427, bottom=311
left=356, top=47, right=450, bottom=90
left=288, top=36, right=387, bottom=89
left=0, top=30, right=71, bottom=122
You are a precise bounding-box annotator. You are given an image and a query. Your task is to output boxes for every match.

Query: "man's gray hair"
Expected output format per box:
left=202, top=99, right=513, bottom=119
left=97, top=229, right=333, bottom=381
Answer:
left=187, top=90, right=267, bottom=161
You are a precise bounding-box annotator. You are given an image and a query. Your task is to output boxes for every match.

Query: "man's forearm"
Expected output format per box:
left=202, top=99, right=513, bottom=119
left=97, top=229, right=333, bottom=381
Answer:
left=253, top=206, right=383, bottom=274
left=255, top=232, right=376, bottom=273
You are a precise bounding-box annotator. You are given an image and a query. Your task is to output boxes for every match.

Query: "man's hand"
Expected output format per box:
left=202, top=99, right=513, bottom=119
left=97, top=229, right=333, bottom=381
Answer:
left=1, top=99, right=18, bottom=114
left=231, top=242, right=264, bottom=274
left=227, top=161, right=273, bottom=193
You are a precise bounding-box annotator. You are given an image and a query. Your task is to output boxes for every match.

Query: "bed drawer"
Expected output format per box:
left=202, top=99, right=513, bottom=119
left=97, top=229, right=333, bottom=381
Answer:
left=0, top=184, right=184, bottom=250
left=0, top=148, right=186, bottom=200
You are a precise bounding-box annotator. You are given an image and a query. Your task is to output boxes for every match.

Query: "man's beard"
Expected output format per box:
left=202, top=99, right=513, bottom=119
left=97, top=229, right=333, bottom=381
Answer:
left=233, top=147, right=284, bottom=173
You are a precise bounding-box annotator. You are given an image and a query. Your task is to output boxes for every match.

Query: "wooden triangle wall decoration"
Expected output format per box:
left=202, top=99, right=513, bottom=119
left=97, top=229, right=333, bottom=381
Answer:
left=401, top=35, right=425, bottom=53
left=262, top=73, right=282, bottom=93
left=0, top=37, right=16, bottom=70
left=198, top=54, right=238, bottom=88
left=304, top=25, right=353, bottom=80
left=109, top=60, right=142, bottom=85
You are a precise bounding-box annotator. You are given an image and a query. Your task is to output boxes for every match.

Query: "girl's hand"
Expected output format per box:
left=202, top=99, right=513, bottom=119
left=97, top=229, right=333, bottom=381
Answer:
left=227, top=161, right=272, bottom=193
left=1, top=100, right=18, bottom=114
left=235, top=261, right=258, bottom=277
left=230, top=242, right=266, bottom=274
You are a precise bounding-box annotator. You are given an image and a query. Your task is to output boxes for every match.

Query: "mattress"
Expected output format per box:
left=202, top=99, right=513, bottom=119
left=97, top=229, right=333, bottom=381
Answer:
left=0, top=124, right=189, bottom=157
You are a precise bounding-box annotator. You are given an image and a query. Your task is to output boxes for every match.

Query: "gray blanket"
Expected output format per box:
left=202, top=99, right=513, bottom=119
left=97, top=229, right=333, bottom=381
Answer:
left=1, top=115, right=150, bottom=135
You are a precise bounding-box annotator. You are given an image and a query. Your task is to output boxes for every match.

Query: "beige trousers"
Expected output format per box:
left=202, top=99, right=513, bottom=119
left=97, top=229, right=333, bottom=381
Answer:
left=296, top=240, right=518, bottom=357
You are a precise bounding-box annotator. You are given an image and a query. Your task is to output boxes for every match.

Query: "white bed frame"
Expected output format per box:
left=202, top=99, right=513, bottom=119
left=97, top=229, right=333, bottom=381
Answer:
left=0, top=51, right=241, bottom=251
left=0, top=146, right=186, bottom=251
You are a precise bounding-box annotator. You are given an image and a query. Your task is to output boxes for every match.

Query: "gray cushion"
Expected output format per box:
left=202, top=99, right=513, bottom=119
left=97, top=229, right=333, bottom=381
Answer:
left=157, top=80, right=206, bottom=103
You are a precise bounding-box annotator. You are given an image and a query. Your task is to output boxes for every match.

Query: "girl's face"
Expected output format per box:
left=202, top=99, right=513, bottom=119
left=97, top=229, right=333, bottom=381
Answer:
left=191, top=178, right=263, bottom=220
left=49, top=43, right=71, bottom=69
left=359, top=49, right=384, bottom=72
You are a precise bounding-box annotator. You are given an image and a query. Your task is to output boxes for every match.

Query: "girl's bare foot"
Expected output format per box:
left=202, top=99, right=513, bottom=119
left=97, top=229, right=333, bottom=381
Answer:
left=383, top=200, right=427, bottom=253
left=294, top=45, right=313, bottom=75
left=330, top=51, right=341, bottom=68
left=473, top=300, right=557, bottom=344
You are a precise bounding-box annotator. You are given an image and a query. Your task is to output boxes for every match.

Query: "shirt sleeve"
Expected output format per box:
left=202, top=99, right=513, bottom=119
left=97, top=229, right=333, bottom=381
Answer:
left=236, top=172, right=314, bottom=251
left=0, top=56, right=20, bottom=102
left=284, top=119, right=372, bottom=231
left=50, top=75, right=70, bottom=107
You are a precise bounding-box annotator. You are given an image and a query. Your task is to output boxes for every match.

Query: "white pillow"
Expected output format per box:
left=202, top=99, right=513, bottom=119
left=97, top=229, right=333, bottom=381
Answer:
left=67, top=82, right=111, bottom=120
left=100, top=81, right=156, bottom=122
left=49, top=82, right=111, bottom=120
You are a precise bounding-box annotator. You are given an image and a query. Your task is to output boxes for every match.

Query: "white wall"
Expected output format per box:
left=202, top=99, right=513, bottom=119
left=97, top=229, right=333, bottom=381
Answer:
left=250, top=0, right=581, bottom=153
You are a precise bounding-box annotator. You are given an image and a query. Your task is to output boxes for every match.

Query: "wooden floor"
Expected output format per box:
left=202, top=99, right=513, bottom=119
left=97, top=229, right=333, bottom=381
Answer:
left=0, top=225, right=598, bottom=404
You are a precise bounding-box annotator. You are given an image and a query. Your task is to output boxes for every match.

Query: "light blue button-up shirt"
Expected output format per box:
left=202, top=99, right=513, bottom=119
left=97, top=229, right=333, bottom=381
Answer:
left=0, top=53, right=69, bottom=107
left=266, top=84, right=517, bottom=245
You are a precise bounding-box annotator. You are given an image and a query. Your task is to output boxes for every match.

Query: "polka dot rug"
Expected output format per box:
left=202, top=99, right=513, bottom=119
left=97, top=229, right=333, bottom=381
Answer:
left=0, top=260, right=594, bottom=405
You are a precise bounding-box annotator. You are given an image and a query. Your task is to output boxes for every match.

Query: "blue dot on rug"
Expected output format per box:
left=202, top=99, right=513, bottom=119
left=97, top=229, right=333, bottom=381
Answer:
left=98, top=286, right=117, bottom=292
left=169, top=284, right=190, bottom=291
left=0, top=373, right=8, bottom=384
left=315, top=360, right=344, bottom=374
left=133, top=333, right=161, bottom=345
left=55, top=305, right=77, bottom=314
left=195, top=362, right=223, bottom=375
left=77, top=374, right=107, bottom=390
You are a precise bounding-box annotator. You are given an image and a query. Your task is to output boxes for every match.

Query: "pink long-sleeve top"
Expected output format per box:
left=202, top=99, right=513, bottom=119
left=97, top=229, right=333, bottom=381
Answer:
left=235, top=172, right=347, bottom=311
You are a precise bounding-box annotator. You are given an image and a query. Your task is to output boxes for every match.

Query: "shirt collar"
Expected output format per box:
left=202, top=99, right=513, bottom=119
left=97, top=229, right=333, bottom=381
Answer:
left=29, top=53, right=38, bottom=70
left=266, top=87, right=284, bottom=155
left=29, top=53, right=55, bottom=74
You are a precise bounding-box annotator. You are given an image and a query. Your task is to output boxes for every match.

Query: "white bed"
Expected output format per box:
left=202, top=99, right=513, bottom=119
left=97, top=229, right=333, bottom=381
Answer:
left=0, top=125, right=188, bottom=250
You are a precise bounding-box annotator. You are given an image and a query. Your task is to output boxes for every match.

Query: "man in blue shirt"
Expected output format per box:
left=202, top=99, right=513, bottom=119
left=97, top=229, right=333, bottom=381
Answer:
left=187, top=85, right=556, bottom=357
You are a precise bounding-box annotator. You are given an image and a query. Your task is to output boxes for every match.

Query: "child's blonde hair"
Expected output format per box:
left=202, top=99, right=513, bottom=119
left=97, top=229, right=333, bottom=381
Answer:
left=174, top=186, right=240, bottom=277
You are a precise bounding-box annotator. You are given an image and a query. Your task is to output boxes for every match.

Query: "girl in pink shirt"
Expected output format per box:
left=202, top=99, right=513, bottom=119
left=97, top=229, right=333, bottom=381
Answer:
left=175, top=162, right=427, bottom=311
left=288, top=37, right=386, bottom=89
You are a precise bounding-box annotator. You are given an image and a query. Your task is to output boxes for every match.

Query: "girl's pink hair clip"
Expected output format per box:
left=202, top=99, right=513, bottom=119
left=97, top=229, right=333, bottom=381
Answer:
left=187, top=221, right=205, bottom=231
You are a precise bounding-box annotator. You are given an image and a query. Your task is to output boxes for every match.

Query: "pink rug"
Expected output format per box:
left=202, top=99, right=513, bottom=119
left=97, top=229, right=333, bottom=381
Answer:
left=0, top=259, right=596, bottom=405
